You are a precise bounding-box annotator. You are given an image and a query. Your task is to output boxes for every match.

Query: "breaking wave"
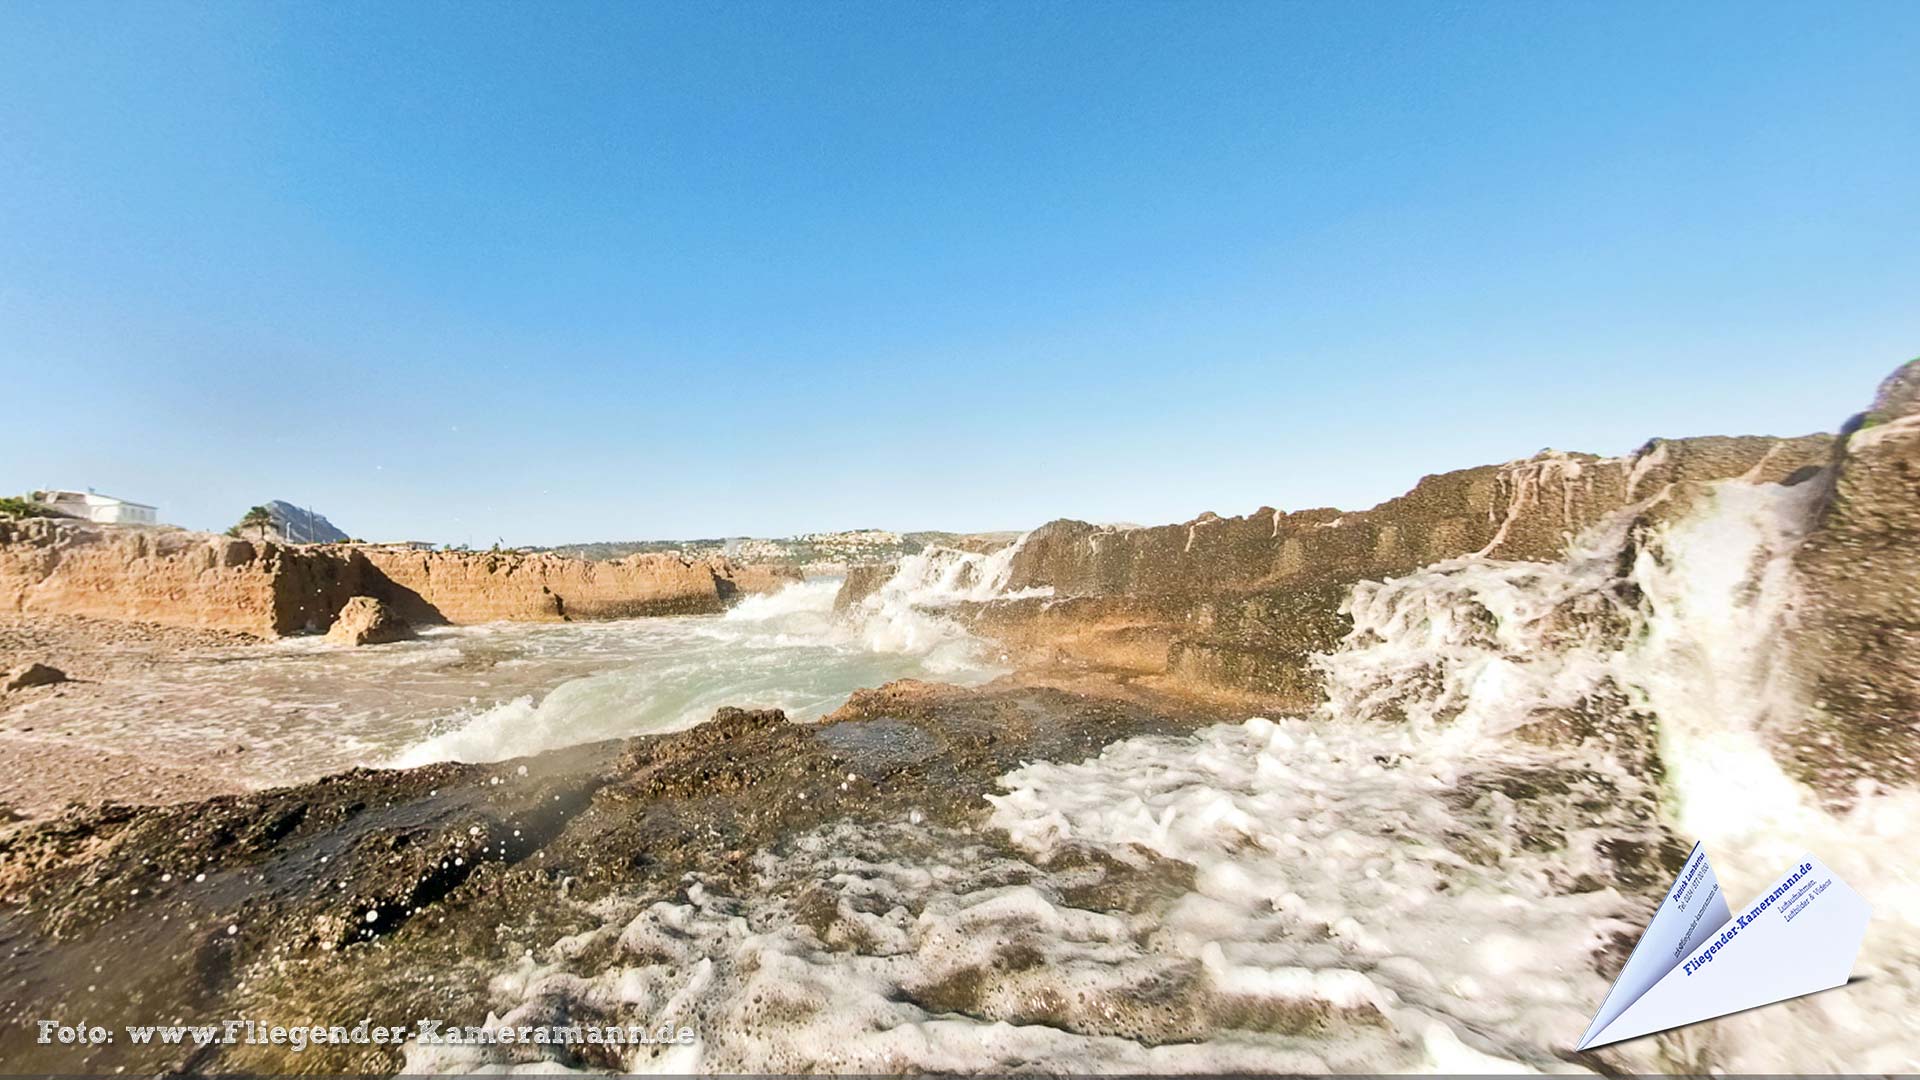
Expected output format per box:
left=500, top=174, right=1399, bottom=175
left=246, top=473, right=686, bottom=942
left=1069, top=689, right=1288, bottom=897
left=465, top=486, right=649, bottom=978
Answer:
left=414, top=481, right=1920, bottom=1073
left=393, top=539, right=1046, bottom=767
left=848, top=541, right=1050, bottom=657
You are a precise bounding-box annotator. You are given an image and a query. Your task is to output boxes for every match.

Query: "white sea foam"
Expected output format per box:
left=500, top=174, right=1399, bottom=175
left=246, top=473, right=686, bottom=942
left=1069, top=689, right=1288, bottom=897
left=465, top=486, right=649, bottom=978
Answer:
left=1618, top=481, right=1920, bottom=1071
left=389, top=537, right=1049, bottom=766
left=1310, top=476, right=1920, bottom=1070
left=409, top=809, right=1598, bottom=1075
left=849, top=540, right=1051, bottom=662
left=421, top=480, right=1918, bottom=1073
left=390, top=565, right=1024, bottom=766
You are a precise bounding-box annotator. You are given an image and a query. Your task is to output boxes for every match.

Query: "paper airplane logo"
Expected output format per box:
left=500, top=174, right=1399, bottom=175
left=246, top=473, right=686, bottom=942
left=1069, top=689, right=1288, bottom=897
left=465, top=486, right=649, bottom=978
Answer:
left=1577, top=842, right=1870, bottom=1049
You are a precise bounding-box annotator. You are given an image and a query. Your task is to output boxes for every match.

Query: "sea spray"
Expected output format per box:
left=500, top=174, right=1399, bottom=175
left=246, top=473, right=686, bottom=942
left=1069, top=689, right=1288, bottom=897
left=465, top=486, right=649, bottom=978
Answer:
left=389, top=566, right=1024, bottom=766
left=390, top=539, right=1049, bottom=766
left=1312, top=476, right=1920, bottom=1069
left=849, top=537, right=1051, bottom=660
left=414, top=701, right=1670, bottom=1072
left=424, top=482, right=1918, bottom=1073
left=1619, top=480, right=1920, bottom=1071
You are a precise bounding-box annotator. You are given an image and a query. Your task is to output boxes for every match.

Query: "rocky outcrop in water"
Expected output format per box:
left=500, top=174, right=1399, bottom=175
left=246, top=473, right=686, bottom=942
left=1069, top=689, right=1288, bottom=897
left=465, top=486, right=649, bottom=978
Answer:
left=325, top=596, right=414, bottom=646
left=949, top=434, right=1831, bottom=707
left=713, top=559, right=806, bottom=599
left=0, top=523, right=800, bottom=637
left=831, top=562, right=896, bottom=612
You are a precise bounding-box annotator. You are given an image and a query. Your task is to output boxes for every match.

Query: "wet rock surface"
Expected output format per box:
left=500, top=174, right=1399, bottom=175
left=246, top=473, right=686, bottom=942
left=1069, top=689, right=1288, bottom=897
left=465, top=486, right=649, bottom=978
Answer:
left=0, top=674, right=1708, bottom=1074
left=0, top=683, right=1195, bottom=1074
left=2, top=661, right=66, bottom=692
left=831, top=561, right=896, bottom=612
left=1790, top=358, right=1920, bottom=795
left=919, top=435, right=1834, bottom=707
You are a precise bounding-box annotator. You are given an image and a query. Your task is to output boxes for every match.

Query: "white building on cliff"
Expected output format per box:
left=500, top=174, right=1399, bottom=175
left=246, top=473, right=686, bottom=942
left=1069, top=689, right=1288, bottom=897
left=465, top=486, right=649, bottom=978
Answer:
left=31, top=488, right=159, bottom=525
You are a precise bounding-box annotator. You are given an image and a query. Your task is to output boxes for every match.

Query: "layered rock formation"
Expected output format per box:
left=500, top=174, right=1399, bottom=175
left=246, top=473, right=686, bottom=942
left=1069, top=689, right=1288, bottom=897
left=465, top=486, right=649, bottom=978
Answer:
left=354, top=548, right=795, bottom=625
left=0, top=521, right=360, bottom=637
left=0, top=523, right=800, bottom=637
left=949, top=434, right=1832, bottom=707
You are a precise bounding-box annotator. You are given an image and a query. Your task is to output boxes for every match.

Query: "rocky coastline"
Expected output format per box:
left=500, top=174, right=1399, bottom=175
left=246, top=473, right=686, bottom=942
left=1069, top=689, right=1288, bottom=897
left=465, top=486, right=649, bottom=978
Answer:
left=826, top=363, right=1919, bottom=803
left=837, top=434, right=1835, bottom=707
left=0, top=359, right=1914, bottom=1073
left=0, top=527, right=802, bottom=638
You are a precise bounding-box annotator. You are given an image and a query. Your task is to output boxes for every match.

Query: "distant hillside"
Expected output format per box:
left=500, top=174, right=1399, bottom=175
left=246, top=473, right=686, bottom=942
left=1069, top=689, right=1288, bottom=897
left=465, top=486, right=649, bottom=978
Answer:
left=263, top=501, right=349, bottom=544
left=539, top=529, right=1023, bottom=567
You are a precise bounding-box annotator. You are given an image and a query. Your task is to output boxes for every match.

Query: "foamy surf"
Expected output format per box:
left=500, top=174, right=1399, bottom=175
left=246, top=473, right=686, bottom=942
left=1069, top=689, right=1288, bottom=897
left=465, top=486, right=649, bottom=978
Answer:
left=412, top=481, right=1920, bottom=1074
left=10, top=543, right=1042, bottom=785
left=391, top=538, right=1045, bottom=766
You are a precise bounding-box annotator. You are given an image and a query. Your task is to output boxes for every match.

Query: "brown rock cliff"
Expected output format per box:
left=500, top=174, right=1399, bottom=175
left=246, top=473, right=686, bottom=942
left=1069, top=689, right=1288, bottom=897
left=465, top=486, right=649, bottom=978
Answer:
left=0, top=523, right=799, bottom=637
left=963, top=434, right=1832, bottom=707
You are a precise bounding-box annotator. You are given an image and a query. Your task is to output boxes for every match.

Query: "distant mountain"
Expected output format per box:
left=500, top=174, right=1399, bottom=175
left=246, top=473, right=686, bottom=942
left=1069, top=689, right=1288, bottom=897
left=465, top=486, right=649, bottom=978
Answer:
left=263, top=501, right=350, bottom=544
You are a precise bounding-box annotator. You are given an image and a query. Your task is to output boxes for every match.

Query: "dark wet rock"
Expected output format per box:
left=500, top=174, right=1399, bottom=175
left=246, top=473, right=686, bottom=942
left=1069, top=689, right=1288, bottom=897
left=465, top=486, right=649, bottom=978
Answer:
left=831, top=561, right=896, bottom=612
left=1789, top=358, right=1920, bottom=798
left=0, top=684, right=1192, bottom=1074
left=811, top=716, right=942, bottom=767
left=2, top=661, right=67, bottom=691
left=0, top=679, right=1708, bottom=1073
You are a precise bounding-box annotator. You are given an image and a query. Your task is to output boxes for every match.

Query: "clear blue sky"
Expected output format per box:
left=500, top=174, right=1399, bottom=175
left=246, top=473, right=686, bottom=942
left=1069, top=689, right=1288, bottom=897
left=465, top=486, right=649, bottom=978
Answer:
left=2, top=2, right=1915, bottom=546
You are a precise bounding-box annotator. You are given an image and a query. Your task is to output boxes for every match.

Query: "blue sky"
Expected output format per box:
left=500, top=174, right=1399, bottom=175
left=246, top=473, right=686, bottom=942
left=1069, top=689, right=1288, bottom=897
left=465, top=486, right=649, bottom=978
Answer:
left=2, top=2, right=1915, bottom=546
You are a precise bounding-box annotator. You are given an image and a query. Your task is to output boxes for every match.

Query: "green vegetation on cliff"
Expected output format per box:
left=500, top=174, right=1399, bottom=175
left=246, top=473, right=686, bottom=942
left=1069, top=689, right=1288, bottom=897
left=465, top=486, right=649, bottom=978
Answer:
left=0, top=496, right=56, bottom=518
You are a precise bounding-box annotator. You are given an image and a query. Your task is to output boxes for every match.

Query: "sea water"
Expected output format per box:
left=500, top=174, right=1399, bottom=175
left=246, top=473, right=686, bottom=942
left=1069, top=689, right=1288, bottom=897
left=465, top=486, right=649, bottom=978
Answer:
left=406, top=480, right=1919, bottom=1075
left=12, top=545, right=1032, bottom=789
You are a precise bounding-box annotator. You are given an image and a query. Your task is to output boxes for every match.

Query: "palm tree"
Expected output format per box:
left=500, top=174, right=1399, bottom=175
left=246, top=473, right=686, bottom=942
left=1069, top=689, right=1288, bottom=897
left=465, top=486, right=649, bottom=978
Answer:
left=238, top=505, right=274, bottom=543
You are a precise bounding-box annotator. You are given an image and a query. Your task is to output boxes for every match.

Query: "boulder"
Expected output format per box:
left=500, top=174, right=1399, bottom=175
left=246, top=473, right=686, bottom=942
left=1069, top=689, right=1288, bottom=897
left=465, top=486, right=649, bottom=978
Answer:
left=326, top=596, right=414, bottom=646
left=3, top=662, right=68, bottom=692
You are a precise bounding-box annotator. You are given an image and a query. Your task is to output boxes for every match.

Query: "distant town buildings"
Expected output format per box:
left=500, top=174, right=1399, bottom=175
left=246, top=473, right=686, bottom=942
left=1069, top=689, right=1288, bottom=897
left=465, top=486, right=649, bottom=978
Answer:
left=795, top=529, right=903, bottom=547
left=543, top=528, right=1012, bottom=568
left=726, top=530, right=908, bottom=565
left=30, top=488, right=158, bottom=525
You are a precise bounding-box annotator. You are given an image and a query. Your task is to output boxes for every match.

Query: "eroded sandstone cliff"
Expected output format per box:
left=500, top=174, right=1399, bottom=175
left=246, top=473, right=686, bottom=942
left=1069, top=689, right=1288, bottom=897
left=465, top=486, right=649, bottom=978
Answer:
left=0, top=522, right=357, bottom=637
left=0, top=524, right=800, bottom=637
left=354, top=548, right=794, bottom=624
